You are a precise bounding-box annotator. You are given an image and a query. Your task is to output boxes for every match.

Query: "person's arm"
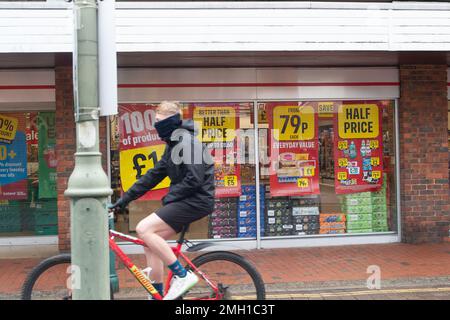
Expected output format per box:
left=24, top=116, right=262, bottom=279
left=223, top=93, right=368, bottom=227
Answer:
left=121, top=146, right=169, bottom=204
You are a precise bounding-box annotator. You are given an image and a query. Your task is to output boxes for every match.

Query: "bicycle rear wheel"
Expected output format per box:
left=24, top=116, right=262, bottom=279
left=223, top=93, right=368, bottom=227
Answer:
left=184, top=251, right=265, bottom=300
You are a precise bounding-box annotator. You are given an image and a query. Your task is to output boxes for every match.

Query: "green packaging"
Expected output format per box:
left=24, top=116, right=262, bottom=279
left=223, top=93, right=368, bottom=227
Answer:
left=346, top=214, right=373, bottom=222
left=347, top=220, right=372, bottom=230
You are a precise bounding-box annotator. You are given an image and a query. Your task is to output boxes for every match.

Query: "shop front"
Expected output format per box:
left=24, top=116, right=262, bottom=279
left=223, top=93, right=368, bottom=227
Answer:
left=108, top=67, right=401, bottom=250
left=1, top=65, right=448, bottom=252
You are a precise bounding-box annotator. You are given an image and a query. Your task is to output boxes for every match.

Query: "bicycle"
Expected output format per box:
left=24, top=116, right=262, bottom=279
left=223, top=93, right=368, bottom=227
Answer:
left=21, top=222, right=266, bottom=300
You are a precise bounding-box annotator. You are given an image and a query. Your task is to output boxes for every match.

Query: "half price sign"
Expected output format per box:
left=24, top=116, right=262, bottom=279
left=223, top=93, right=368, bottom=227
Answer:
left=334, top=102, right=384, bottom=194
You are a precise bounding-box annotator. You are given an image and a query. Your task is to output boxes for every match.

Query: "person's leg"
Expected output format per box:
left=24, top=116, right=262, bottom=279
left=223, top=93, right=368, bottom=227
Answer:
left=136, top=212, right=198, bottom=300
left=136, top=213, right=178, bottom=266
left=143, top=228, right=175, bottom=283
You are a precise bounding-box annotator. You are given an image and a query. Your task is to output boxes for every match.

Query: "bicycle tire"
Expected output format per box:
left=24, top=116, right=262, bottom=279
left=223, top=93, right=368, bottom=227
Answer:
left=21, top=254, right=114, bottom=300
left=186, top=251, right=266, bottom=300
left=21, top=254, right=71, bottom=300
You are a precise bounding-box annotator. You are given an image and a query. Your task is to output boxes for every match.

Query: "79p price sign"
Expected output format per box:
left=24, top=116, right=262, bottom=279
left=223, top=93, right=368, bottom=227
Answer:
left=118, top=104, right=170, bottom=200
left=267, top=102, right=320, bottom=197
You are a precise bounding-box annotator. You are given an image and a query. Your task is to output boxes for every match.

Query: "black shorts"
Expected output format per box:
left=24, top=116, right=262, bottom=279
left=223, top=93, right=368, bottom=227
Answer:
left=155, top=199, right=213, bottom=234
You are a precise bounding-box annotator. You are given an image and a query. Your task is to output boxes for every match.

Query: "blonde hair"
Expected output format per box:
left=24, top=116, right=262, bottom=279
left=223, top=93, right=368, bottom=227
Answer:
left=156, top=101, right=181, bottom=116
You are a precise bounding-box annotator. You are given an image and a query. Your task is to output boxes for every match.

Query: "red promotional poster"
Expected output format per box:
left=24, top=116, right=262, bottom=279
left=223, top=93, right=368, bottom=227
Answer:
left=190, top=103, right=241, bottom=198
left=333, top=101, right=384, bottom=194
left=118, top=104, right=169, bottom=200
left=267, top=102, right=320, bottom=197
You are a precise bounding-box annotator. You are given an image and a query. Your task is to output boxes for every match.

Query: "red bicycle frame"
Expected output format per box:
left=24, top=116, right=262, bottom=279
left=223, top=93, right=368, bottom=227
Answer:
left=108, top=230, right=223, bottom=300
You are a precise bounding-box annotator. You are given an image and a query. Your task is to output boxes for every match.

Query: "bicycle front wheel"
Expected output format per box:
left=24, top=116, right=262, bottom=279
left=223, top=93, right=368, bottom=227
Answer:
left=21, top=254, right=72, bottom=300
left=185, top=251, right=265, bottom=300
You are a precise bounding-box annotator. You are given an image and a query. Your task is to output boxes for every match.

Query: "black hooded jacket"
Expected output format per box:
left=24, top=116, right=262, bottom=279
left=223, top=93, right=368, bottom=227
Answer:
left=121, top=120, right=215, bottom=211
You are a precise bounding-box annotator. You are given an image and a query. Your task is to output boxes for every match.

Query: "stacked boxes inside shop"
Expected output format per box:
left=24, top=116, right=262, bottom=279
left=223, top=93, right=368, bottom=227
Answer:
left=0, top=181, right=58, bottom=236
left=208, top=175, right=389, bottom=239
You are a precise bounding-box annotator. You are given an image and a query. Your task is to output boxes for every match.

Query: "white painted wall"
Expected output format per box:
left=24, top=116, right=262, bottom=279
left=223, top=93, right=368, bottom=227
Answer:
left=1, top=1, right=450, bottom=53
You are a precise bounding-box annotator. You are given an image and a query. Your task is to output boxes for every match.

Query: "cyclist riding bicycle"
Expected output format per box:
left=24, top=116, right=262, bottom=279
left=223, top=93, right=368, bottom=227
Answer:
left=109, top=101, right=215, bottom=300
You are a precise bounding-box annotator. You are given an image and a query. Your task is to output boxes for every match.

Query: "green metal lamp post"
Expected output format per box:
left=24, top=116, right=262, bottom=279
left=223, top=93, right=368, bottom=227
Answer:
left=64, top=0, right=112, bottom=300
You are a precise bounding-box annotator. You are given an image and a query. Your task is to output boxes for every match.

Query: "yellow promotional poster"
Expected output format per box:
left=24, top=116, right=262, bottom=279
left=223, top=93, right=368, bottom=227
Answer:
left=119, top=104, right=170, bottom=200
left=334, top=101, right=384, bottom=194
left=193, top=106, right=236, bottom=143
left=272, top=105, right=315, bottom=141
left=338, top=104, right=379, bottom=139
left=267, top=102, right=320, bottom=197
left=119, top=144, right=170, bottom=192
left=0, top=114, right=18, bottom=143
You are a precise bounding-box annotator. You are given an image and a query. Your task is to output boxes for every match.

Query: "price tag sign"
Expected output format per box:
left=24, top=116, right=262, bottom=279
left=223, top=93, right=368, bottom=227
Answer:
left=119, top=144, right=170, bottom=192
left=338, top=141, right=348, bottom=150
left=318, top=102, right=334, bottom=118
left=273, top=105, right=315, bottom=141
left=372, top=171, right=381, bottom=179
left=338, top=158, right=348, bottom=167
left=297, top=178, right=309, bottom=188
left=370, top=157, right=380, bottom=166
left=193, top=106, right=237, bottom=143
left=224, top=175, right=238, bottom=187
left=0, top=115, right=18, bottom=143
left=337, top=172, right=348, bottom=181
left=303, top=167, right=315, bottom=177
left=369, top=140, right=379, bottom=149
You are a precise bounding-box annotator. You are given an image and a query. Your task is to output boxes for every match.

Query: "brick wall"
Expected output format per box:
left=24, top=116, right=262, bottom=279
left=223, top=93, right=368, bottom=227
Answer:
left=55, top=66, right=108, bottom=252
left=399, top=65, right=450, bottom=243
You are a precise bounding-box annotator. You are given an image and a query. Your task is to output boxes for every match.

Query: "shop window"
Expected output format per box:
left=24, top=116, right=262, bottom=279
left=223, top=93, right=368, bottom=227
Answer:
left=0, top=112, right=58, bottom=237
left=258, top=100, right=397, bottom=237
left=110, top=99, right=398, bottom=242
left=111, top=102, right=257, bottom=240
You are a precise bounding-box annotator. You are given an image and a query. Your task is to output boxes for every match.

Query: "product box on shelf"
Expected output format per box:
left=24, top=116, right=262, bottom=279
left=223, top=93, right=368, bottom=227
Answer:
left=319, top=213, right=346, bottom=223
left=292, top=215, right=319, bottom=224
left=238, top=216, right=257, bottom=226
left=373, top=226, right=389, bottom=232
left=320, top=221, right=347, bottom=230
left=346, top=214, right=373, bottom=222
left=214, top=201, right=238, bottom=211
left=372, top=212, right=388, bottom=221
left=295, top=223, right=320, bottom=231
left=293, top=230, right=320, bottom=236
left=346, top=228, right=373, bottom=234
left=209, top=226, right=237, bottom=237
left=239, top=194, right=265, bottom=203
left=266, top=216, right=292, bottom=225
left=35, top=224, right=58, bottom=236
left=266, top=208, right=291, bottom=218
left=346, top=220, right=372, bottom=230
left=238, top=208, right=257, bottom=218
left=209, top=217, right=237, bottom=227
left=319, top=229, right=346, bottom=234
left=267, top=199, right=290, bottom=209
left=290, top=197, right=320, bottom=207
left=344, top=205, right=373, bottom=214
left=342, top=197, right=372, bottom=206
left=292, top=207, right=320, bottom=216
left=211, top=209, right=236, bottom=219
left=372, top=220, right=388, bottom=229
left=210, top=233, right=236, bottom=239
left=264, top=227, right=293, bottom=236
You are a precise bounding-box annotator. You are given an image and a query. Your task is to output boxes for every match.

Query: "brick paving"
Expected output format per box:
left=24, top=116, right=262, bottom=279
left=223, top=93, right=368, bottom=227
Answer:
left=1, top=242, right=450, bottom=299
